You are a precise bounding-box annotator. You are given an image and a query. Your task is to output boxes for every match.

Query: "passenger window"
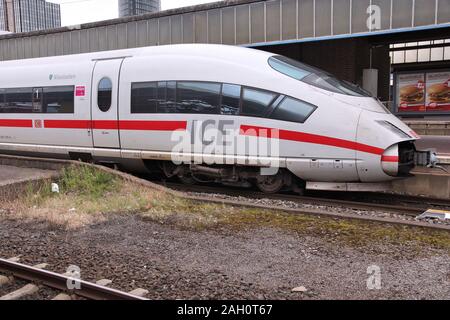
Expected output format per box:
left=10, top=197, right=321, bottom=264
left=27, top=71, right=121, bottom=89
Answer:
left=1, top=88, right=33, bottom=113
left=159, top=81, right=178, bottom=113
left=131, top=82, right=158, bottom=113
left=43, top=86, right=74, bottom=113
left=241, top=88, right=277, bottom=117
left=98, top=77, right=112, bottom=112
left=271, top=97, right=317, bottom=123
left=177, top=82, right=221, bottom=114
left=32, top=88, right=43, bottom=113
left=0, top=87, right=74, bottom=114
left=221, top=84, right=241, bottom=115
left=0, top=90, right=4, bottom=111
left=157, top=81, right=167, bottom=108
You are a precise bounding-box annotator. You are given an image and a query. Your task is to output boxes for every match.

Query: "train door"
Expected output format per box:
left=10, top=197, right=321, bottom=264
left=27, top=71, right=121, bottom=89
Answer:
left=91, top=59, right=124, bottom=149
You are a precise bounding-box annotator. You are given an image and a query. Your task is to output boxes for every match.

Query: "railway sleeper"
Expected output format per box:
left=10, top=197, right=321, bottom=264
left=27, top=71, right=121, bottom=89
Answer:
left=0, top=283, right=39, bottom=300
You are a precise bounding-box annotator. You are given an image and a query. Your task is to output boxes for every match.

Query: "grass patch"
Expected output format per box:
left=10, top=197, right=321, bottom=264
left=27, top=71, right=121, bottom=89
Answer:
left=1, top=164, right=449, bottom=251
left=59, top=165, right=118, bottom=198
left=2, top=165, right=157, bottom=229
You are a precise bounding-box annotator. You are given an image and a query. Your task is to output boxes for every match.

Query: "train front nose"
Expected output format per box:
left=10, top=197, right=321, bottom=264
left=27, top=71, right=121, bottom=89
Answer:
left=380, top=141, right=416, bottom=177
left=356, top=110, right=437, bottom=182
left=380, top=139, right=438, bottom=178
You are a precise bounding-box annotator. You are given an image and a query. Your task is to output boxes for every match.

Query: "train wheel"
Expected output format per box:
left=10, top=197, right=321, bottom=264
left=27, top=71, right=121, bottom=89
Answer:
left=161, top=162, right=178, bottom=179
left=255, top=173, right=285, bottom=194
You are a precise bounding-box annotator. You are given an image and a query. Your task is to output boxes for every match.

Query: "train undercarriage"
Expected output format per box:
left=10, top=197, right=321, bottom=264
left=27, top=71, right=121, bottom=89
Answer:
left=147, top=161, right=305, bottom=194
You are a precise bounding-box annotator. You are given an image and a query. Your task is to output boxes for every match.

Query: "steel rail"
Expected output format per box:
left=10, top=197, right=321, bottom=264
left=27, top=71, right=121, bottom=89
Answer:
left=159, top=182, right=450, bottom=231
left=160, top=182, right=431, bottom=216
left=0, top=259, right=148, bottom=300
left=180, top=193, right=450, bottom=231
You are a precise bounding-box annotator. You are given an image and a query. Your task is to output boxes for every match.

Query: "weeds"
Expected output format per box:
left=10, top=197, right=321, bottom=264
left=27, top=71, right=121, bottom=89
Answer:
left=59, top=165, right=117, bottom=198
left=5, top=165, right=154, bottom=229
left=2, top=164, right=450, bottom=251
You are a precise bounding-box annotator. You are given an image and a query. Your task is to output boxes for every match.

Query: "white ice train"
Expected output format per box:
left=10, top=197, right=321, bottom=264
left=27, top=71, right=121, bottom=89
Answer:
left=0, top=44, right=435, bottom=193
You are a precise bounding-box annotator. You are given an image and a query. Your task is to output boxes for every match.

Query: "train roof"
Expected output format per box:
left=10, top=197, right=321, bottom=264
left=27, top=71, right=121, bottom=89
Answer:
left=0, top=44, right=274, bottom=67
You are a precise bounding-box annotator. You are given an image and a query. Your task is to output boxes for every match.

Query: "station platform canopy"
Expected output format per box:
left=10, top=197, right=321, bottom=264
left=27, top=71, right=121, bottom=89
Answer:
left=0, top=0, right=449, bottom=61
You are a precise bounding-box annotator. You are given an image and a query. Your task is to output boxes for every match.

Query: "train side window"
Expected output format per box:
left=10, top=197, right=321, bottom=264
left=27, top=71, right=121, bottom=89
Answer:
left=98, top=77, right=112, bottom=112
left=166, top=81, right=178, bottom=113
left=32, top=88, right=43, bottom=113
left=241, top=88, right=277, bottom=117
left=270, top=97, right=317, bottom=123
left=131, top=82, right=158, bottom=113
left=221, top=84, right=241, bottom=115
left=1, top=88, right=33, bottom=113
left=177, top=82, right=221, bottom=114
left=0, top=89, right=5, bottom=112
left=156, top=81, right=167, bottom=113
left=158, top=81, right=178, bottom=113
left=42, top=86, right=74, bottom=114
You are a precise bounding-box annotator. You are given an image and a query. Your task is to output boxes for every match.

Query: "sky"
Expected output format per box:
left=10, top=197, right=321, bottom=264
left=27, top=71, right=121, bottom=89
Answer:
left=49, top=0, right=218, bottom=26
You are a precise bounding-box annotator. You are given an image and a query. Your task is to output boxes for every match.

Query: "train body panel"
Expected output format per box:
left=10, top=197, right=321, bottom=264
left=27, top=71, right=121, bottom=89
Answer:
left=0, top=57, right=94, bottom=149
left=0, top=44, right=429, bottom=190
left=355, top=110, right=418, bottom=182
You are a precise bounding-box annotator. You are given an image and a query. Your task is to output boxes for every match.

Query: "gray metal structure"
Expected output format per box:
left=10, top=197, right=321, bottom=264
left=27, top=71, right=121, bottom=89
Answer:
left=0, top=0, right=6, bottom=31
left=0, top=0, right=449, bottom=61
left=0, top=0, right=61, bottom=33
left=119, top=0, right=161, bottom=17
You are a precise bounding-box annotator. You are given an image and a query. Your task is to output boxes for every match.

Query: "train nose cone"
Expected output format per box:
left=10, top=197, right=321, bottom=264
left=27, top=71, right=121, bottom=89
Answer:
left=381, top=144, right=399, bottom=177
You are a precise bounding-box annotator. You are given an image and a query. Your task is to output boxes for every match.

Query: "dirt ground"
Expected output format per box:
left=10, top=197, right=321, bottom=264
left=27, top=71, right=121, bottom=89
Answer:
left=0, top=213, right=449, bottom=300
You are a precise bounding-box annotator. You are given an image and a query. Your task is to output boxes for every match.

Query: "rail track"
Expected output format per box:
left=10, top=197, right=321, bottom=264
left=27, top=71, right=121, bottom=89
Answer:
left=155, top=180, right=450, bottom=231
left=0, top=257, right=149, bottom=300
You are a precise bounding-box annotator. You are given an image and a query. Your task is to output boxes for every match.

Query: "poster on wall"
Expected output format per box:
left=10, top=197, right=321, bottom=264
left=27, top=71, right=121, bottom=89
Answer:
left=397, top=73, right=426, bottom=112
left=425, top=72, right=450, bottom=112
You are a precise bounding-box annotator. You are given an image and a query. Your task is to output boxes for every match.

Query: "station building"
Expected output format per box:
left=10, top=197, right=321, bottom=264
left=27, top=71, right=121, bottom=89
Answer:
left=119, top=0, right=161, bottom=18
left=0, top=0, right=449, bottom=129
left=0, top=0, right=61, bottom=33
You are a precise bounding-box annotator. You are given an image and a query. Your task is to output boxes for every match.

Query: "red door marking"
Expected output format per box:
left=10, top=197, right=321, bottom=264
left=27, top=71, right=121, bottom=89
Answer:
left=75, top=86, right=86, bottom=97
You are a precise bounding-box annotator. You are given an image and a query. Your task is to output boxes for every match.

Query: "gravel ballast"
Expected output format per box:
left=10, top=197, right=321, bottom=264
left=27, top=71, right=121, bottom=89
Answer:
left=184, top=191, right=450, bottom=227
left=0, top=214, right=449, bottom=300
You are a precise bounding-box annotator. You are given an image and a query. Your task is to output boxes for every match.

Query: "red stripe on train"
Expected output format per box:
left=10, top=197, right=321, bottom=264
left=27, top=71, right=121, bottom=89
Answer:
left=44, top=120, right=91, bottom=129
left=381, top=156, right=399, bottom=163
left=41, top=120, right=187, bottom=131
left=119, top=120, right=187, bottom=131
left=93, top=120, right=119, bottom=130
left=0, top=119, right=33, bottom=128
left=240, top=125, right=385, bottom=156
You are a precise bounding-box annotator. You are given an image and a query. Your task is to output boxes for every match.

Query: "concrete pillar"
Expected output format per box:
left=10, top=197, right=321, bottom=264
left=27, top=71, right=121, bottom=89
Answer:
left=5, top=0, right=15, bottom=33
left=363, top=69, right=379, bottom=97
left=369, top=44, right=391, bottom=102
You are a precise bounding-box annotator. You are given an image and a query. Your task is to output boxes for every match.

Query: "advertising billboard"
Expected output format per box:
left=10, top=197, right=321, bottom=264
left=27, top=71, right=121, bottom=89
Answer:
left=395, top=70, right=450, bottom=114
left=425, top=72, right=450, bottom=112
left=396, top=73, right=426, bottom=112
